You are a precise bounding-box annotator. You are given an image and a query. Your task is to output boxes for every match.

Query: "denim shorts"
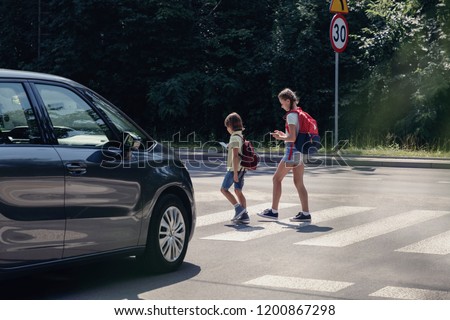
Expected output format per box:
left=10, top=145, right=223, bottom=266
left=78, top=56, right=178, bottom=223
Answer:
left=221, top=170, right=246, bottom=190
left=281, top=143, right=303, bottom=165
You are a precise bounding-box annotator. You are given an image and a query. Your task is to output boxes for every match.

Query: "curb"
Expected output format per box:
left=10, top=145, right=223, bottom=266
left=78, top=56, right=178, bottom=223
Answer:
left=177, top=151, right=450, bottom=169
left=309, top=156, right=450, bottom=169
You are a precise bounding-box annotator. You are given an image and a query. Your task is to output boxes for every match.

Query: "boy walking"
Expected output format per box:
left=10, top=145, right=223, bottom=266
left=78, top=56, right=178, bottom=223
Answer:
left=220, top=112, right=250, bottom=224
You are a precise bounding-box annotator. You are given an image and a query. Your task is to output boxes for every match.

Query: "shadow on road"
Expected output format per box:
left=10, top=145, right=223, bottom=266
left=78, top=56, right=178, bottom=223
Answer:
left=0, top=258, right=201, bottom=300
left=296, top=225, right=333, bottom=233
left=223, top=220, right=334, bottom=234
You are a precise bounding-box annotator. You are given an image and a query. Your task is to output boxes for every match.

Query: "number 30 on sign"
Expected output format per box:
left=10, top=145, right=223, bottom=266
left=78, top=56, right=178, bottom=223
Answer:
left=330, top=14, right=349, bottom=53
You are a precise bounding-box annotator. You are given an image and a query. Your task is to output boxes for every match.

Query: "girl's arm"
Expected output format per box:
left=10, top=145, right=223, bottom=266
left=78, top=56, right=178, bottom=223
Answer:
left=271, top=124, right=296, bottom=142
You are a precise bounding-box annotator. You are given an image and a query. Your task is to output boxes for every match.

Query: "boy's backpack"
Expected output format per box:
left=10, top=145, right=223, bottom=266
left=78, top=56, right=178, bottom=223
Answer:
left=286, top=108, right=321, bottom=155
left=237, top=135, right=259, bottom=170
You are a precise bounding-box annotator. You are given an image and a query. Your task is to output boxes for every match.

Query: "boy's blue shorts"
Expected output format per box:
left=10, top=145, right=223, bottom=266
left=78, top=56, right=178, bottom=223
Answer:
left=221, top=170, right=246, bottom=190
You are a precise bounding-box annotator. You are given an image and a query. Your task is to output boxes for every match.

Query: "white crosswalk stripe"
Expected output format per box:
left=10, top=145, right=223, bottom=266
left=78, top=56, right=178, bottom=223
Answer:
left=396, top=230, right=450, bottom=255
left=369, top=286, right=450, bottom=300
left=196, top=202, right=298, bottom=228
left=244, top=275, right=354, bottom=293
left=243, top=277, right=450, bottom=299
left=201, top=206, right=374, bottom=242
left=295, top=210, right=450, bottom=247
left=316, top=176, right=382, bottom=181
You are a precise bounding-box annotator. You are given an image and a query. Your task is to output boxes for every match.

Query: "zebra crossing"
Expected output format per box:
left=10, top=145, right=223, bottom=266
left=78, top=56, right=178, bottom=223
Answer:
left=369, top=286, right=450, bottom=299
left=243, top=275, right=450, bottom=300
left=295, top=209, right=450, bottom=247
left=194, top=202, right=450, bottom=299
left=395, top=230, right=450, bottom=255
left=198, top=204, right=450, bottom=252
left=196, top=202, right=299, bottom=228
left=244, top=275, right=354, bottom=293
left=200, top=205, right=374, bottom=241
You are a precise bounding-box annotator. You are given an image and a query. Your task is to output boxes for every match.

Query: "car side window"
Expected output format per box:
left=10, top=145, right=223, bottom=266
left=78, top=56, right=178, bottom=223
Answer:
left=83, top=89, right=152, bottom=147
left=0, top=83, right=42, bottom=144
left=36, top=84, right=113, bottom=147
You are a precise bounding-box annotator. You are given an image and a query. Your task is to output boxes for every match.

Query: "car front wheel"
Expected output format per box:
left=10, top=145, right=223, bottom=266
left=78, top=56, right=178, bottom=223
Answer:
left=140, top=194, right=189, bottom=273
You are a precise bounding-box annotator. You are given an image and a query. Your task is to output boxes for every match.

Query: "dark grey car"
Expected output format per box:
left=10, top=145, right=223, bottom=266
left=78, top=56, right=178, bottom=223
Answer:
left=0, top=69, right=196, bottom=277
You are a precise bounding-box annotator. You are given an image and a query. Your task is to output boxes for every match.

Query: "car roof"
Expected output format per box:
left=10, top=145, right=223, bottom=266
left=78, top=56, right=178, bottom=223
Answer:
left=0, top=68, right=85, bottom=88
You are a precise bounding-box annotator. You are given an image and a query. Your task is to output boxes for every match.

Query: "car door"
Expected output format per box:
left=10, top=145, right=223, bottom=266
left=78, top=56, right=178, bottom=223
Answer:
left=0, top=82, right=65, bottom=268
left=33, top=83, right=143, bottom=257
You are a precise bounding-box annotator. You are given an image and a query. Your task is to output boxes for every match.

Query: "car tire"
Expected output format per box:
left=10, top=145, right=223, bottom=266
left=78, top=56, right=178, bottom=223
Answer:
left=140, top=194, right=189, bottom=273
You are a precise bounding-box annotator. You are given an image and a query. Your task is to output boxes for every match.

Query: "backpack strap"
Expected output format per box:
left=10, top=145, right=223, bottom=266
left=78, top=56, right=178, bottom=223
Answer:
left=284, top=107, right=302, bottom=133
left=284, top=108, right=301, bottom=160
left=234, top=133, right=244, bottom=144
left=232, top=133, right=244, bottom=156
left=233, top=134, right=246, bottom=172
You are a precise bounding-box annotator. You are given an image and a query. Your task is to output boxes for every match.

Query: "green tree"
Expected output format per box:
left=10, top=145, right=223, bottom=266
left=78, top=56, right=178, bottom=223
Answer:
left=148, top=0, right=277, bottom=140
left=0, top=0, right=449, bottom=149
left=0, top=0, right=39, bottom=68
left=344, top=0, right=450, bottom=149
left=270, top=0, right=334, bottom=133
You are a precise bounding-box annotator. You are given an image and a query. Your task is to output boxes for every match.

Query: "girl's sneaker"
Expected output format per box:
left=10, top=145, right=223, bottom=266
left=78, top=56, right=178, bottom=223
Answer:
left=290, top=212, right=311, bottom=222
left=257, top=208, right=278, bottom=220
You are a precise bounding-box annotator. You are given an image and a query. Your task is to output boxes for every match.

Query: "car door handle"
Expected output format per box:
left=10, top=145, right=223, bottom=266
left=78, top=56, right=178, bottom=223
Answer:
left=66, top=163, right=87, bottom=175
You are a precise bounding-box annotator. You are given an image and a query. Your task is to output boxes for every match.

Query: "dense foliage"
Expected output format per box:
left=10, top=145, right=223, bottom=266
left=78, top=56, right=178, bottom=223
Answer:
left=1, top=0, right=449, bottom=149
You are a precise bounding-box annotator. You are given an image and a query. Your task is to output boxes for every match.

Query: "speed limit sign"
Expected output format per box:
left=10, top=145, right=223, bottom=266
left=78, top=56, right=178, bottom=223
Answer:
left=330, top=14, right=349, bottom=53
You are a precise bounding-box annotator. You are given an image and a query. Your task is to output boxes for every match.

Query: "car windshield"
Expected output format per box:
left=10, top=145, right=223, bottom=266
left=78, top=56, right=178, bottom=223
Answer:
left=82, top=89, right=153, bottom=149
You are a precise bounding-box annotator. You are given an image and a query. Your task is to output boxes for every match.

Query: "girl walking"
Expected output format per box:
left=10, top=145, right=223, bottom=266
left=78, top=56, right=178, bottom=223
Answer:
left=257, top=88, right=311, bottom=223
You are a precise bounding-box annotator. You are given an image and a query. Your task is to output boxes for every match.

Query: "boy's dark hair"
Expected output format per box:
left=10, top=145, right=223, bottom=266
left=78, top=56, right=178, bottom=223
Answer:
left=224, top=112, right=244, bottom=131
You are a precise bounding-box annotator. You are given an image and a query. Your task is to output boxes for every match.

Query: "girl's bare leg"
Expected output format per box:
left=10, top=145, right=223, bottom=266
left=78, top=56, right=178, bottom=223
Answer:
left=292, top=163, right=309, bottom=212
left=271, top=160, right=292, bottom=210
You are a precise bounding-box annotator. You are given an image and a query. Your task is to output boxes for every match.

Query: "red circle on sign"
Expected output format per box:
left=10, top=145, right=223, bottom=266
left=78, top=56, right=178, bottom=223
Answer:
left=330, top=14, right=349, bottom=53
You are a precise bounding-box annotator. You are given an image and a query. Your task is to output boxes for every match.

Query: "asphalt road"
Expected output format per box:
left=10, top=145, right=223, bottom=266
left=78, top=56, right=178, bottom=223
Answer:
left=1, top=162, right=449, bottom=300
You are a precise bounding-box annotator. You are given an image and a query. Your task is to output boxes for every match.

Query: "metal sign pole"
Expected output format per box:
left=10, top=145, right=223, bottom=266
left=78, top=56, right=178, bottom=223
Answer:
left=330, top=2, right=349, bottom=148
left=335, top=52, right=339, bottom=146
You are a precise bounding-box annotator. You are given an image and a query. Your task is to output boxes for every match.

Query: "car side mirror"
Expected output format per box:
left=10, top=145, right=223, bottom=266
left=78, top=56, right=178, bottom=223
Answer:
left=123, top=131, right=141, bottom=151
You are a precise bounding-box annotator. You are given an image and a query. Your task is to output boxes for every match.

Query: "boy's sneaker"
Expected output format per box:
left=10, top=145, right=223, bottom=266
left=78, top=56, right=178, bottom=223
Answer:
left=232, top=205, right=246, bottom=221
left=257, top=208, right=278, bottom=220
left=235, top=211, right=250, bottom=224
left=290, top=212, right=311, bottom=222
